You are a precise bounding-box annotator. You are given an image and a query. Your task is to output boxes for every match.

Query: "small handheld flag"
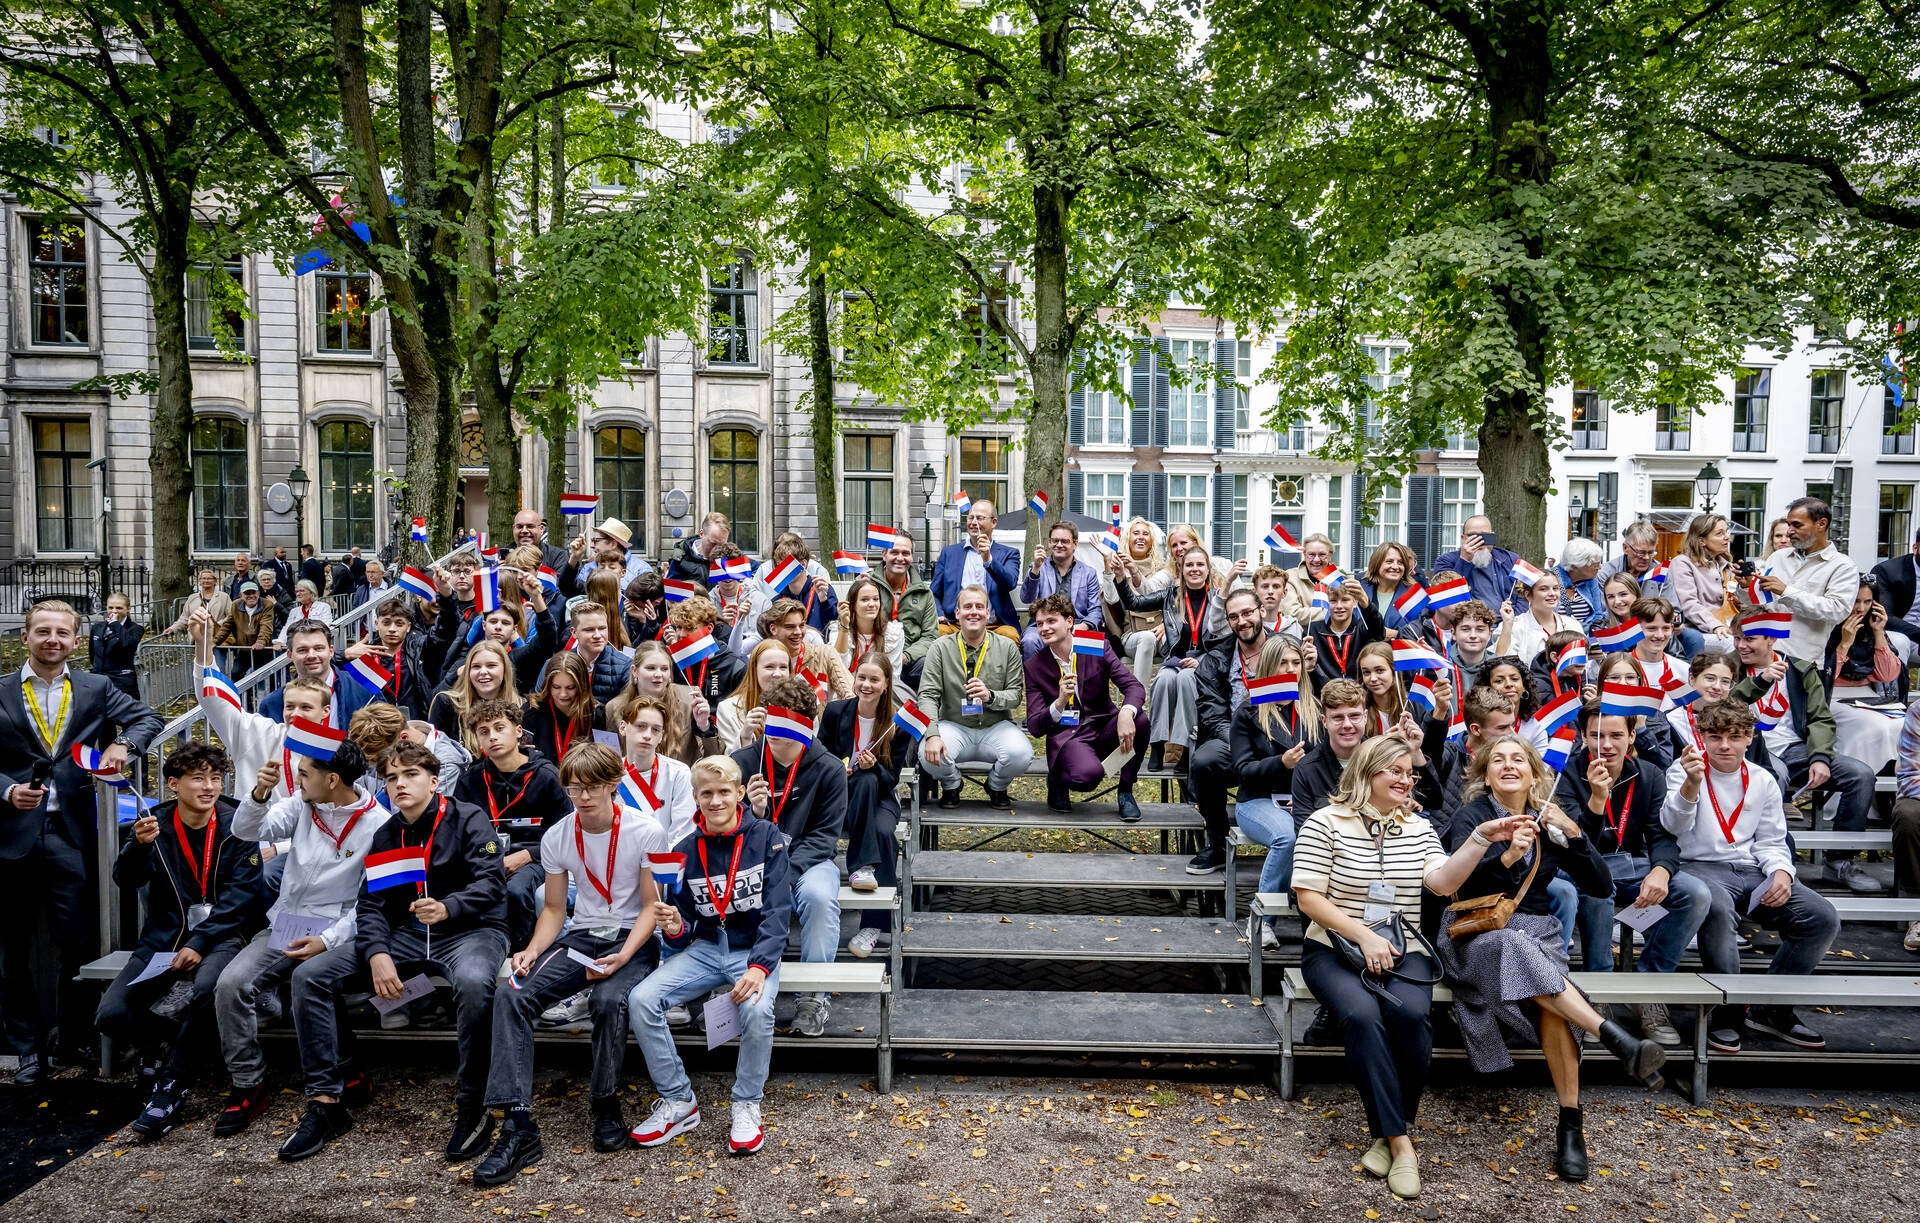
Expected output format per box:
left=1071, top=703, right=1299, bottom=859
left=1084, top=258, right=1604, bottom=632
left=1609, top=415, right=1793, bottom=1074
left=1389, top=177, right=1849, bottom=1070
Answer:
left=662, top=578, right=702, bottom=603
left=1310, top=584, right=1331, bottom=618
left=1392, top=584, right=1429, bottom=622
left=1591, top=621, right=1645, bottom=653
left=1554, top=640, right=1589, bottom=675
left=669, top=628, right=719, bottom=670
left=1264, top=523, right=1301, bottom=555
left=647, top=852, right=686, bottom=896
left=1316, top=564, right=1349, bottom=589
left=1390, top=637, right=1446, bottom=672
left=1247, top=673, right=1301, bottom=705
left=1427, top=573, right=1472, bottom=609
left=1643, top=562, right=1669, bottom=587
left=893, top=701, right=932, bottom=740
left=285, top=717, right=347, bottom=762
left=474, top=568, right=501, bottom=615
left=832, top=551, right=870, bottom=577
left=866, top=525, right=900, bottom=550
left=560, top=492, right=600, bottom=515
left=1542, top=726, right=1577, bottom=771
left=536, top=565, right=559, bottom=593
left=1027, top=490, right=1048, bottom=516
left=1511, top=558, right=1547, bottom=586
left=410, top=517, right=428, bottom=543
left=1407, top=675, right=1437, bottom=715
left=1599, top=680, right=1663, bottom=719
left=1535, top=688, right=1583, bottom=737
left=364, top=847, right=429, bottom=893
left=343, top=654, right=394, bottom=696
left=1072, top=628, right=1105, bottom=657
left=1740, top=609, right=1792, bottom=639
left=1752, top=685, right=1790, bottom=731
left=1100, top=525, right=1123, bottom=553
left=1745, top=575, right=1776, bottom=605
left=398, top=565, right=437, bottom=600
left=952, top=490, right=972, bottom=516
left=201, top=665, right=244, bottom=712
left=1110, top=504, right=1124, bottom=529
left=766, top=557, right=807, bottom=595
left=710, top=555, right=753, bottom=583
left=1445, top=706, right=1467, bottom=743
left=763, top=705, right=815, bottom=747
left=1668, top=680, right=1703, bottom=710
left=71, top=743, right=129, bottom=787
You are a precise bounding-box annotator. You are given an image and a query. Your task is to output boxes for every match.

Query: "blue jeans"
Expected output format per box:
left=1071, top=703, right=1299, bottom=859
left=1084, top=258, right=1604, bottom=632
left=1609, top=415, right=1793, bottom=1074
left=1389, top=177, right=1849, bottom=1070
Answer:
left=1233, top=796, right=1296, bottom=922
left=792, top=859, right=841, bottom=973
left=1675, top=626, right=1705, bottom=661
left=1547, top=874, right=1580, bottom=960
left=1576, top=863, right=1712, bottom=974
left=628, top=933, right=780, bottom=1105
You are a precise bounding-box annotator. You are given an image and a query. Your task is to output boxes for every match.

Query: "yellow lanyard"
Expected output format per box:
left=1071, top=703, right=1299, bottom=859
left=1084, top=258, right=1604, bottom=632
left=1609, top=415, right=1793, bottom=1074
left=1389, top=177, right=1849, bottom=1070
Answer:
left=961, top=638, right=989, bottom=682
left=1055, top=647, right=1077, bottom=709
left=25, top=675, right=72, bottom=750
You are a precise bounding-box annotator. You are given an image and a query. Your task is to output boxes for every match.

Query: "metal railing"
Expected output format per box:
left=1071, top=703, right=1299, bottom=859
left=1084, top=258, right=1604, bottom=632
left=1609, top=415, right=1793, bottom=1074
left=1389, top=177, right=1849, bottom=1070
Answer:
left=0, top=558, right=153, bottom=619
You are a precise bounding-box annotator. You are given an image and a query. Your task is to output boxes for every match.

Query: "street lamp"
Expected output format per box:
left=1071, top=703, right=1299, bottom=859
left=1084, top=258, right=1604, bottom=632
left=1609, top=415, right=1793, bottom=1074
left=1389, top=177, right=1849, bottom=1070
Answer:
left=1569, top=492, right=1585, bottom=541
left=919, top=463, right=938, bottom=578
left=1695, top=462, right=1723, bottom=514
left=287, top=464, right=311, bottom=547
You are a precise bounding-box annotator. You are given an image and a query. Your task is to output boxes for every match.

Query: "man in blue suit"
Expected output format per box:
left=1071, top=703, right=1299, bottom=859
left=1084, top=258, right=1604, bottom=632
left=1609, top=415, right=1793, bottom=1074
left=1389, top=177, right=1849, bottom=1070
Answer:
left=258, top=619, right=379, bottom=726
left=931, top=499, right=1022, bottom=643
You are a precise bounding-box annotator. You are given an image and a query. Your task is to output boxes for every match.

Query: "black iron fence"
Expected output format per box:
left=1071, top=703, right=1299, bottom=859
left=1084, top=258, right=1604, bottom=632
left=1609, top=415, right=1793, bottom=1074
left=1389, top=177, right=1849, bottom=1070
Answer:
left=0, top=558, right=153, bottom=619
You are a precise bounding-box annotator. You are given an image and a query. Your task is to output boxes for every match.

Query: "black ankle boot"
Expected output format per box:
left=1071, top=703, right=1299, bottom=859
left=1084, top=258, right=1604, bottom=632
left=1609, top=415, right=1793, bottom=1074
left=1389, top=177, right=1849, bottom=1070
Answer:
left=1555, top=1105, right=1588, bottom=1181
left=1598, top=1019, right=1667, bottom=1090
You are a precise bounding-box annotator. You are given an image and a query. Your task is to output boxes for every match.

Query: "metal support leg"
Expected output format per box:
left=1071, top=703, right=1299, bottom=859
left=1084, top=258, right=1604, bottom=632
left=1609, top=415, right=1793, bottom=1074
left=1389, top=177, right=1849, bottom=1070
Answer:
left=1279, top=984, right=1296, bottom=1100
left=876, top=988, right=894, bottom=1093
left=1690, top=1004, right=1710, bottom=1106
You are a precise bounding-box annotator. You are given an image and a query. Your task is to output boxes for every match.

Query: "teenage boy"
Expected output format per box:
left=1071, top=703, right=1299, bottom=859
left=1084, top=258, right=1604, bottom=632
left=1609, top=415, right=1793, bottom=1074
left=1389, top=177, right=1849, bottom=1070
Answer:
left=353, top=741, right=508, bottom=1161
left=1251, top=564, right=1302, bottom=637
left=190, top=609, right=332, bottom=805
left=629, top=755, right=791, bottom=1157
left=616, top=692, right=698, bottom=848
left=543, top=602, right=632, bottom=702
left=665, top=597, right=745, bottom=724
left=1552, top=705, right=1711, bottom=1047
left=1289, top=679, right=1383, bottom=820
left=757, top=598, right=855, bottom=700
left=98, top=744, right=267, bottom=1140
left=451, top=698, right=571, bottom=950
left=1664, top=699, right=1841, bottom=1052
left=917, top=586, right=1033, bottom=810
left=216, top=742, right=385, bottom=1158
left=1188, top=589, right=1272, bottom=872
left=1435, top=598, right=1497, bottom=696
left=729, top=678, right=846, bottom=1038
left=475, top=743, right=663, bottom=1182
left=344, top=598, right=438, bottom=718
left=1025, top=594, right=1145, bottom=820
left=1308, top=583, right=1379, bottom=685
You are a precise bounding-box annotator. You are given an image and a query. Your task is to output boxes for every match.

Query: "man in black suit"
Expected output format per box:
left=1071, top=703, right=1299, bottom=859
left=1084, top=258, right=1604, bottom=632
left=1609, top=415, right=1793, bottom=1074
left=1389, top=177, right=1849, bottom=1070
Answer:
left=1, top=600, right=164, bottom=1082
left=299, top=544, right=325, bottom=590
left=267, top=545, right=296, bottom=594
left=1870, top=529, right=1920, bottom=620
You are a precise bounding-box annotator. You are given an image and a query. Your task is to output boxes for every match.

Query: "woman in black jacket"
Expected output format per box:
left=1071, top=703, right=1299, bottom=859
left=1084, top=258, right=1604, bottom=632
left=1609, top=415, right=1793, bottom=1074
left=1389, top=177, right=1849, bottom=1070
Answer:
left=522, top=651, right=604, bottom=768
left=819, top=651, right=913, bottom=960
left=1229, top=634, right=1320, bottom=951
left=1438, top=735, right=1666, bottom=1182
left=90, top=593, right=145, bottom=698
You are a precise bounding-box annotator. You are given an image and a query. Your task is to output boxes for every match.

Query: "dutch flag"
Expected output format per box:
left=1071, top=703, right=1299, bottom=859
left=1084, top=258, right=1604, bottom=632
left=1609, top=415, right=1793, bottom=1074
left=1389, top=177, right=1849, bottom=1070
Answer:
left=1511, top=557, right=1547, bottom=586
left=364, top=846, right=429, bottom=892
left=1027, top=489, right=1048, bottom=516
left=1591, top=621, right=1645, bottom=653
left=893, top=701, right=932, bottom=740
left=533, top=565, right=558, bottom=594
left=560, top=492, right=599, bottom=515
left=764, top=705, right=815, bottom=748
left=1535, top=688, right=1583, bottom=737
left=952, top=490, right=972, bottom=516
left=1264, top=523, right=1301, bottom=555
left=1745, top=575, right=1776, bottom=605
left=1599, top=680, right=1663, bottom=719
left=647, top=852, right=686, bottom=895
left=343, top=654, right=393, bottom=696
left=1392, top=584, right=1429, bottom=622
left=474, top=568, right=501, bottom=615
left=1445, top=706, right=1467, bottom=743
left=669, top=628, right=719, bottom=669
left=1541, top=726, right=1577, bottom=771
left=1072, top=628, right=1105, bottom=657
left=766, top=557, right=807, bottom=595
left=1554, top=640, right=1589, bottom=675
left=201, top=665, right=244, bottom=712
left=832, top=551, right=870, bottom=577
left=1391, top=636, right=1446, bottom=672
left=410, top=517, right=428, bottom=543
left=1317, top=564, right=1349, bottom=589
left=71, top=743, right=129, bottom=787
left=1752, top=686, right=1791, bottom=731
left=866, top=525, right=900, bottom=550
left=1247, top=673, right=1300, bottom=705
left=1740, top=610, right=1792, bottom=639
left=1668, top=680, right=1703, bottom=710
left=285, top=717, right=347, bottom=762
left=1644, top=562, right=1669, bottom=587
left=1310, top=584, right=1330, bottom=618
left=1426, top=574, right=1472, bottom=610
left=1407, top=675, right=1437, bottom=714
left=710, top=555, right=753, bottom=583
left=397, top=566, right=437, bottom=600
left=1100, top=525, right=1123, bottom=553
left=663, top=578, right=703, bottom=603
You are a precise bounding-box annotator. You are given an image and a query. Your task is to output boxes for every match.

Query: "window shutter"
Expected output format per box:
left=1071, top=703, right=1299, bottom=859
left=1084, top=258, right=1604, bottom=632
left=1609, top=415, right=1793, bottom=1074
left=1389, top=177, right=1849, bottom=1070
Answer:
left=1129, top=338, right=1152, bottom=447
left=1066, top=470, right=1085, bottom=517
left=1068, top=351, right=1086, bottom=448
left=1129, top=472, right=1152, bottom=523
left=1211, top=472, right=1234, bottom=557
left=1349, top=470, right=1369, bottom=571
left=1150, top=472, right=1169, bottom=528
left=1213, top=339, right=1237, bottom=453
left=1152, top=337, right=1172, bottom=448
left=1405, top=474, right=1435, bottom=576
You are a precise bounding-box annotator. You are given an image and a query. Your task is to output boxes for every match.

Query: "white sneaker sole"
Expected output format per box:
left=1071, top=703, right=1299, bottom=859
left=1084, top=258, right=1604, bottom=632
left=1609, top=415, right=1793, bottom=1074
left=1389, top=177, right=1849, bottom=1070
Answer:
left=632, top=1110, right=700, bottom=1147
left=729, top=1128, right=764, bottom=1155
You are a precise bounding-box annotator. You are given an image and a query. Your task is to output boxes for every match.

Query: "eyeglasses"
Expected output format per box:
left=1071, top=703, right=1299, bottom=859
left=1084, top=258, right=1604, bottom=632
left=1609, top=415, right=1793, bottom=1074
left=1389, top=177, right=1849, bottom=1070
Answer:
left=1624, top=546, right=1658, bottom=560
left=563, top=784, right=612, bottom=799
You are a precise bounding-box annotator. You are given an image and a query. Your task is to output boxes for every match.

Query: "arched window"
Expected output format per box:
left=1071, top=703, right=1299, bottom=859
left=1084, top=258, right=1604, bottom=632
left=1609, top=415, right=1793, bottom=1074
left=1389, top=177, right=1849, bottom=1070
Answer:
left=317, top=419, right=375, bottom=552
left=192, top=417, right=249, bottom=551
left=708, top=428, right=759, bottom=553
left=593, top=427, right=647, bottom=550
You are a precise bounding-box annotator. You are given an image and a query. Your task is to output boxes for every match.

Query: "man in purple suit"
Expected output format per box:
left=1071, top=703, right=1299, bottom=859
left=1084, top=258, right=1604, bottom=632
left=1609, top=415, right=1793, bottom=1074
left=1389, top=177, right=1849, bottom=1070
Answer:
left=1024, top=594, right=1145, bottom=822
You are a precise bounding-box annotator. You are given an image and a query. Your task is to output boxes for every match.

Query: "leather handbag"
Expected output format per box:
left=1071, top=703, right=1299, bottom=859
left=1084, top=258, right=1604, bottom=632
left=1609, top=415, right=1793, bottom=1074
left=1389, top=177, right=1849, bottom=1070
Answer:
left=1328, top=912, right=1443, bottom=989
left=1445, top=839, right=1541, bottom=941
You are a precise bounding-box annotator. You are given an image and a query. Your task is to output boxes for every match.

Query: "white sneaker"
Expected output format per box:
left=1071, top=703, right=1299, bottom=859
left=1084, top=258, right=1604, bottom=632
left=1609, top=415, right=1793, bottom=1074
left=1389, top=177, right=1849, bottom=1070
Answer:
left=729, top=1101, right=764, bottom=1155
left=631, top=1097, right=700, bottom=1147
left=539, top=988, right=591, bottom=1026
left=1905, top=920, right=1920, bottom=953
left=849, top=866, right=879, bottom=892
left=848, top=928, right=883, bottom=958
left=665, top=1004, right=692, bottom=1026
left=1246, top=915, right=1279, bottom=952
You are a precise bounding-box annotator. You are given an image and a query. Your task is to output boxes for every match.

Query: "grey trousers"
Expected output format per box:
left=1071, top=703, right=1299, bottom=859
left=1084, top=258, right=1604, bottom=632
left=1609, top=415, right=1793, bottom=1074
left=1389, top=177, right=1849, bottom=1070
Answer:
left=214, top=928, right=359, bottom=1097
left=1147, top=663, right=1198, bottom=747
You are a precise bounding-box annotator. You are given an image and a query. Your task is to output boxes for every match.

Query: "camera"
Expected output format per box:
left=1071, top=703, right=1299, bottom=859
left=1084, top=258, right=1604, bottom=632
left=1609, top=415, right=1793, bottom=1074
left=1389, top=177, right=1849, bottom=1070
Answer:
left=1734, top=558, right=1758, bottom=579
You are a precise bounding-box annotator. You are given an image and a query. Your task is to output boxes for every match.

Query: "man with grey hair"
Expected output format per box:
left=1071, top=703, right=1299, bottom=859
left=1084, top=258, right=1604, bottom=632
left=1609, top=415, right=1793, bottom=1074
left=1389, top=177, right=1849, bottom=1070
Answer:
left=1600, top=520, right=1704, bottom=656
left=1555, top=537, right=1606, bottom=627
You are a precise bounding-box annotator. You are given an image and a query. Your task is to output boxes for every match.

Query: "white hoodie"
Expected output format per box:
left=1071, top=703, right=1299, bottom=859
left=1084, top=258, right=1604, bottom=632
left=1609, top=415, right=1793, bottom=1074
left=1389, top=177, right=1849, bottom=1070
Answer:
left=233, top=781, right=386, bottom=950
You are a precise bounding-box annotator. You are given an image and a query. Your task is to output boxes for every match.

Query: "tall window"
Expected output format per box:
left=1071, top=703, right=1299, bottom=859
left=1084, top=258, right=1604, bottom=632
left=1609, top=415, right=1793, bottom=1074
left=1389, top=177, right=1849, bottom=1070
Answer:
left=588, top=107, right=641, bottom=190
left=957, top=435, right=1009, bottom=512
left=1363, top=344, right=1405, bottom=445
left=1567, top=478, right=1600, bottom=541
left=1084, top=365, right=1128, bottom=446
left=1879, top=485, right=1914, bottom=559
left=1363, top=486, right=1403, bottom=557
left=1570, top=384, right=1607, bottom=449
left=1729, top=481, right=1767, bottom=552
left=1884, top=382, right=1913, bottom=455
left=1732, top=368, right=1770, bottom=452
left=1325, top=475, right=1344, bottom=548
left=1654, top=403, right=1690, bottom=451
left=191, top=417, right=249, bottom=551
left=1440, top=476, right=1479, bottom=541
left=1233, top=340, right=1253, bottom=431
left=28, top=219, right=88, bottom=346
left=317, top=420, right=375, bottom=552
left=316, top=268, right=371, bottom=352
left=707, top=259, right=757, bottom=365
left=33, top=418, right=94, bottom=551
left=1808, top=371, right=1844, bottom=454
left=593, top=427, right=647, bottom=548
left=1166, top=340, right=1210, bottom=447
left=961, top=269, right=1012, bottom=371
left=1083, top=473, right=1126, bottom=524
left=842, top=433, right=894, bottom=547
left=187, top=252, right=247, bottom=351
left=708, top=429, right=759, bottom=553
left=1166, top=474, right=1207, bottom=531
left=1228, top=474, right=1248, bottom=562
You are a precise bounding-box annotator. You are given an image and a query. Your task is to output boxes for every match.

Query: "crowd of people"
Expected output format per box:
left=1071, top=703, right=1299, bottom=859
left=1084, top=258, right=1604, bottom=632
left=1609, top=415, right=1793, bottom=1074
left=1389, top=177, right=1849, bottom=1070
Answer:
left=3, top=493, right=1917, bottom=1201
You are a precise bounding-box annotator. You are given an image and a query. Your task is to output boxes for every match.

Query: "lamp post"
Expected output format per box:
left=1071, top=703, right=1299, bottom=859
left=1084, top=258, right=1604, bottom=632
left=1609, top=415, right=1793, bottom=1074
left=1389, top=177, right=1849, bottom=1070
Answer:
left=919, top=463, right=938, bottom=579
left=1695, top=462, right=1723, bottom=514
left=287, top=464, right=311, bottom=550
left=1569, top=492, right=1585, bottom=542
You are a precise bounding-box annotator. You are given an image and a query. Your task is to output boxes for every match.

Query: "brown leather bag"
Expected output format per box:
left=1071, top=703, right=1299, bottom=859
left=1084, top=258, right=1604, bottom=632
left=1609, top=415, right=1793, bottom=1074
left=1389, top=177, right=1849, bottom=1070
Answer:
left=1445, top=840, right=1541, bottom=941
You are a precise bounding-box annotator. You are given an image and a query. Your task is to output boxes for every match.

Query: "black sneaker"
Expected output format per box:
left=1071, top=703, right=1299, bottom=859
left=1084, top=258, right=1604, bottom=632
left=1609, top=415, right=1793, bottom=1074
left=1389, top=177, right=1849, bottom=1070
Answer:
left=129, top=1078, right=186, bottom=1141
left=278, top=1099, right=353, bottom=1161
left=473, top=1117, right=543, bottom=1187
left=1116, top=793, right=1142, bottom=823
left=1301, top=1006, right=1337, bottom=1046
left=1707, top=1027, right=1743, bottom=1054
left=13, top=1053, right=41, bottom=1086
left=446, top=1099, right=494, bottom=1162
left=341, top=1069, right=373, bottom=1108
left=591, top=1094, right=631, bottom=1153
left=986, top=787, right=1012, bottom=811
left=938, top=787, right=962, bottom=810
left=1744, top=1006, right=1826, bottom=1050
left=1185, top=843, right=1225, bottom=875
left=213, top=1082, right=272, bottom=1136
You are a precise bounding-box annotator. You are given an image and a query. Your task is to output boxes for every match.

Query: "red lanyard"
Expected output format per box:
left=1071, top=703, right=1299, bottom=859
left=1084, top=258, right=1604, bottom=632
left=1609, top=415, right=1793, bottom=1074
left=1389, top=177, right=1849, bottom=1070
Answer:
left=1605, top=776, right=1638, bottom=845
left=762, top=743, right=802, bottom=826
left=1183, top=588, right=1207, bottom=648
left=382, top=649, right=403, bottom=702
left=803, top=584, right=818, bottom=619
left=575, top=806, right=622, bottom=905
left=1325, top=629, right=1354, bottom=676
left=484, top=767, right=532, bottom=828
left=625, top=757, right=661, bottom=808
left=402, top=796, right=448, bottom=895
left=695, top=658, right=710, bottom=694
left=311, top=798, right=370, bottom=856
left=174, top=811, right=216, bottom=902
left=697, top=833, right=746, bottom=921
left=553, top=714, right=575, bottom=764
left=1706, top=763, right=1749, bottom=844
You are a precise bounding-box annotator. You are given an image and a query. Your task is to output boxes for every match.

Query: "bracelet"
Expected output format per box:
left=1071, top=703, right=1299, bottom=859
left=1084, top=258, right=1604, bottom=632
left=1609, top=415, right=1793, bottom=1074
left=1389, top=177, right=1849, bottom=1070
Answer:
left=1468, top=828, right=1493, bottom=847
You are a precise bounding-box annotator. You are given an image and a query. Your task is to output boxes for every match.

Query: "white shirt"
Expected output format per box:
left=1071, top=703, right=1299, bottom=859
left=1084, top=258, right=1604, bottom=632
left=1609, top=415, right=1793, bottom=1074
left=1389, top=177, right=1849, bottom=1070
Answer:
left=963, top=546, right=988, bottom=593
left=18, top=661, right=73, bottom=811
left=540, top=806, right=668, bottom=932
left=1764, top=544, right=1858, bottom=664
left=628, top=754, right=696, bottom=849
left=275, top=598, right=336, bottom=645
left=1660, top=757, right=1794, bottom=878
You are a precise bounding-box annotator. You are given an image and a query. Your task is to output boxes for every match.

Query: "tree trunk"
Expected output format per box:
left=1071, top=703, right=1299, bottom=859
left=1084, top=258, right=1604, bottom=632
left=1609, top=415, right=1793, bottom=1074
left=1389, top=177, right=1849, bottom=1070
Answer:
left=1022, top=9, right=1074, bottom=562
left=542, top=101, right=569, bottom=533
left=147, top=220, right=196, bottom=606
left=807, top=263, right=839, bottom=553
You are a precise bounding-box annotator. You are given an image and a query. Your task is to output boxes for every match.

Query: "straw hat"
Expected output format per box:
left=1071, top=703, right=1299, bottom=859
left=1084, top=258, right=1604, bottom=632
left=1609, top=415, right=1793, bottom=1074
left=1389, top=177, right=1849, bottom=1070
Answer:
left=594, top=517, right=632, bottom=548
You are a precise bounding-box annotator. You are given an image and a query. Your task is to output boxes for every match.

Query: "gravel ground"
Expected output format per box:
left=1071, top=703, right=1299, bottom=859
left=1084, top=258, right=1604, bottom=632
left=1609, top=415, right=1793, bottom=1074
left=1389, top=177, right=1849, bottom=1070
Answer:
left=7, top=1067, right=1913, bottom=1223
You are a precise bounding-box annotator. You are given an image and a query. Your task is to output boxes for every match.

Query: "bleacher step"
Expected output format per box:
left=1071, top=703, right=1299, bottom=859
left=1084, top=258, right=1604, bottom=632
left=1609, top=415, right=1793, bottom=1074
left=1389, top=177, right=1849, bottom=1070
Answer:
left=917, top=800, right=1201, bottom=831
left=903, top=913, right=1248, bottom=962
left=909, top=850, right=1226, bottom=891
left=890, top=988, right=1274, bottom=1055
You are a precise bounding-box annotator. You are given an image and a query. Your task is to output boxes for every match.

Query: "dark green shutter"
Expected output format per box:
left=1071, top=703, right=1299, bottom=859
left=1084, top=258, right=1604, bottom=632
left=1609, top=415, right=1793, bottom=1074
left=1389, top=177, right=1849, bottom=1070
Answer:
left=1129, top=338, right=1152, bottom=447
left=1152, top=337, right=1172, bottom=448
left=1068, top=350, right=1086, bottom=447
left=1213, top=339, right=1237, bottom=453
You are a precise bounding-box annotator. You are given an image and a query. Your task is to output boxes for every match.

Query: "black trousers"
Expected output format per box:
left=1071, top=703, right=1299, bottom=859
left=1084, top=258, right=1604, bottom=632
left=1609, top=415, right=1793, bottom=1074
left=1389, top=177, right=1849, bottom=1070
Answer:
left=0, top=816, right=99, bottom=1056
left=1299, top=940, right=1433, bottom=1140
left=1189, top=738, right=1234, bottom=846
left=846, top=768, right=900, bottom=933
left=95, top=939, right=242, bottom=1078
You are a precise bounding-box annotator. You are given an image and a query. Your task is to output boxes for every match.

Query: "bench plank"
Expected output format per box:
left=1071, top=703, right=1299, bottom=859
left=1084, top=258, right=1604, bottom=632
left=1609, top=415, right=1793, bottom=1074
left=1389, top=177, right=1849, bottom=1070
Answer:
left=903, top=913, right=1248, bottom=962
left=891, top=989, right=1275, bottom=1054
left=1699, top=973, right=1920, bottom=1008
left=909, top=850, right=1226, bottom=891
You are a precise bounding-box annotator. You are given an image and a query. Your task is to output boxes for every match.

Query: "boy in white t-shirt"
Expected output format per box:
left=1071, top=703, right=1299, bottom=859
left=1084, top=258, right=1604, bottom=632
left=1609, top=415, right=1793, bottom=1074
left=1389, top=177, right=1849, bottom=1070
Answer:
left=473, top=743, right=664, bottom=1184
left=613, top=690, right=697, bottom=847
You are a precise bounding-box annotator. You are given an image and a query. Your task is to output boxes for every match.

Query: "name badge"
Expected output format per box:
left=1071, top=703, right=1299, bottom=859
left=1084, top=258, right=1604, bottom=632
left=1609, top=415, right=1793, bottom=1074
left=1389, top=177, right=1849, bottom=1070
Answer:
left=510, top=817, right=539, bottom=829
left=1058, top=709, right=1079, bottom=726
left=1362, top=903, right=1392, bottom=924
left=186, top=903, right=213, bottom=930
left=1367, top=880, right=1396, bottom=903
left=960, top=700, right=984, bottom=716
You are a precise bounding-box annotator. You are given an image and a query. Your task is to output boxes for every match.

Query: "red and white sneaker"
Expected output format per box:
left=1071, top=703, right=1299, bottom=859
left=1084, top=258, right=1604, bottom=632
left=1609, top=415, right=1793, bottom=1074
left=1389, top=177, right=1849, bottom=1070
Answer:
left=729, top=1102, right=763, bottom=1155
left=631, top=1097, right=699, bottom=1147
